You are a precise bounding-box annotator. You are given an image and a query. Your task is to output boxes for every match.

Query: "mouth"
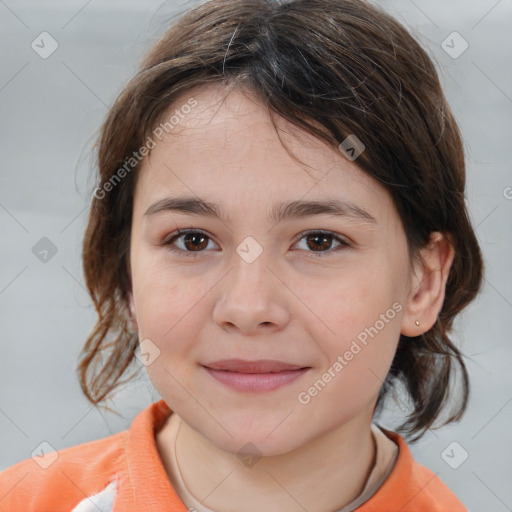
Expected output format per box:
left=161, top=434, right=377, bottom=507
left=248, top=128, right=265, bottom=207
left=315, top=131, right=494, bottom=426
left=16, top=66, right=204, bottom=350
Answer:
left=202, top=359, right=311, bottom=392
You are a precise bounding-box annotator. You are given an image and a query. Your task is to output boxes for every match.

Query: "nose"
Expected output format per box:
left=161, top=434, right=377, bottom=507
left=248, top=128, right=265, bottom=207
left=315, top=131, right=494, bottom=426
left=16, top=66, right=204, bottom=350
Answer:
left=211, top=249, right=291, bottom=336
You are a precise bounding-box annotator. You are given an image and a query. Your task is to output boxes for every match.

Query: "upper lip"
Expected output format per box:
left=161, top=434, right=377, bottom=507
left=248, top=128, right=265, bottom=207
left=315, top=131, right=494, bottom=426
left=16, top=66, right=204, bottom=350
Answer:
left=203, top=359, right=309, bottom=373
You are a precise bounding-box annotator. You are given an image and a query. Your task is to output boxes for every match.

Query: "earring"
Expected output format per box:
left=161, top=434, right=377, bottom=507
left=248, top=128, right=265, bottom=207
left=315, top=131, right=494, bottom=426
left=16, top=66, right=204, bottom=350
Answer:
left=415, top=320, right=420, bottom=326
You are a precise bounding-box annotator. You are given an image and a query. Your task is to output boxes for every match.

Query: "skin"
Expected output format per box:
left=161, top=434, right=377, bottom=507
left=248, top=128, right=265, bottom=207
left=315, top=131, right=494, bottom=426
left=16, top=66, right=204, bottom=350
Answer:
left=128, top=82, right=454, bottom=512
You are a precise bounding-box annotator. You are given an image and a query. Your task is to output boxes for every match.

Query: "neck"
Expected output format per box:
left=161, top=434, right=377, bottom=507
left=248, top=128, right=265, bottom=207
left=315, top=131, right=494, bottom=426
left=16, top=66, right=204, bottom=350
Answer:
left=158, top=411, right=377, bottom=512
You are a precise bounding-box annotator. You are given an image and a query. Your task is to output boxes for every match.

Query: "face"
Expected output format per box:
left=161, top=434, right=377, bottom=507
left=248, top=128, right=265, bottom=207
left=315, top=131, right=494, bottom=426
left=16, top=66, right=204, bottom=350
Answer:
left=128, top=83, right=412, bottom=456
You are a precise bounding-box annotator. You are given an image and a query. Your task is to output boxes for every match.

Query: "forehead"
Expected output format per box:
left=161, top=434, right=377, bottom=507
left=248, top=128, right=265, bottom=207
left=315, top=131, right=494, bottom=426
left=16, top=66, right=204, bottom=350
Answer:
left=148, top=83, right=352, bottom=170
left=134, top=83, right=394, bottom=223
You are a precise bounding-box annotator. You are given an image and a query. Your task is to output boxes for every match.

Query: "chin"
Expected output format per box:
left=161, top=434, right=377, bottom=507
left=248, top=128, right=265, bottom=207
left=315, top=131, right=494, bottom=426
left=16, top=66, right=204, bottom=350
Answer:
left=219, top=433, right=304, bottom=459
left=197, top=415, right=309, bottom=459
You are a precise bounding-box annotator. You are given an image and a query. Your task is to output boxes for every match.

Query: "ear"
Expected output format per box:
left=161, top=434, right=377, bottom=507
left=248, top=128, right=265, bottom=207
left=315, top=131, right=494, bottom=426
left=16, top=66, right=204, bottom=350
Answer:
left=128, top=291, right=138, bottom=332
left=400, top=232, right=455, bottom=337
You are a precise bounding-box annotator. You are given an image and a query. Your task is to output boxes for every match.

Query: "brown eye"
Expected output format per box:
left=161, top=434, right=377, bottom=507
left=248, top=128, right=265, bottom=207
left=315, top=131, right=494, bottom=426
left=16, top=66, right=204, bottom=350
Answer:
left=294, top=230, right=349, bottom=257
left=181, top=232, right=209, bottom=251
left=164, top=229, right=216, bottom=257
left=305, top=233, right=334, bottom=251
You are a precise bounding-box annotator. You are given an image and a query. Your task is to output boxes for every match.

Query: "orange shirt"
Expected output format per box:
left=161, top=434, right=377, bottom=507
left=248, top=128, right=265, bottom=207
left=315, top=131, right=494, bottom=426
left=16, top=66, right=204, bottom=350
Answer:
left=0, top=400, right=468, bottom=511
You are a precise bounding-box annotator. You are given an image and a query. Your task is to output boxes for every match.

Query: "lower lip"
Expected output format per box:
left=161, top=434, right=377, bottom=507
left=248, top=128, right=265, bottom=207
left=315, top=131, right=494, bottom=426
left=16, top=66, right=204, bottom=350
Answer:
left=204, top=367, right=310, bottom=392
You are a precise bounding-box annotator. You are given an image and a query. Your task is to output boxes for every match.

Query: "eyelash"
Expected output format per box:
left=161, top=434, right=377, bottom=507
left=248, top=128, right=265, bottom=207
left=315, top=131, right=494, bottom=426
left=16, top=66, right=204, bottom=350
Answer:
left=162, top=228, right=350, bottom=258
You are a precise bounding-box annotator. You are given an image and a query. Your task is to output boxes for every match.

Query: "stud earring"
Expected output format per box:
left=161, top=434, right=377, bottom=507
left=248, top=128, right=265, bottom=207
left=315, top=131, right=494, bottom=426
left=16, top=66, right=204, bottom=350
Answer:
left=415, top=320, right=420, bottom=326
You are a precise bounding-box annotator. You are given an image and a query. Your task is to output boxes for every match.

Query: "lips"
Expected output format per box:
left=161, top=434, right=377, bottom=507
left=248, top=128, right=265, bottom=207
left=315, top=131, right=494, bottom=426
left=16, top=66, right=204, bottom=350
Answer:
left=202, top=359, right=311, bottom=392
left=203, top=359, right=307, bottom=373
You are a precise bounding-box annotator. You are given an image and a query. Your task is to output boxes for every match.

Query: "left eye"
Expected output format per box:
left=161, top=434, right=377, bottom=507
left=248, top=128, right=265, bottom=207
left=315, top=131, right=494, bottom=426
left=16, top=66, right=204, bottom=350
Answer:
left=294, top=230, right=349, bottom=256
left=162, top=229, right=350, bottom=258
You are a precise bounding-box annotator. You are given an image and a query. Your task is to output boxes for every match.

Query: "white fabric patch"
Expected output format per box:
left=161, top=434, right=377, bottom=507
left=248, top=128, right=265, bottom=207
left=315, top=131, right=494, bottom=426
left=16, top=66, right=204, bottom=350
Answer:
left=70, top=479, right=117, bottom=512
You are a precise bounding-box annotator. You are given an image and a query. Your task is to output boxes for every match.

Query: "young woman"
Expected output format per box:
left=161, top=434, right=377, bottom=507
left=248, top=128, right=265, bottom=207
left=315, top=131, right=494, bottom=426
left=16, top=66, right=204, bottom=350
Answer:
left=0, top=0, right=482, bottom=510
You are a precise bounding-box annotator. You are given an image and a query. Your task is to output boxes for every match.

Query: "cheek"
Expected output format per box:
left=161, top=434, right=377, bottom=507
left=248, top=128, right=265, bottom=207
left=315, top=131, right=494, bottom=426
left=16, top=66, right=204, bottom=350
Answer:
left=132, top=254, right=206, bottom=336
left=297, top=305, right=401, bottom=422
left=299, top=264, right=403, bottom=390
left=301, top=261, right=400, bottom=340
left=136, top=273, right=208, bottom=410
left=131, top=273, right=213, bottom=400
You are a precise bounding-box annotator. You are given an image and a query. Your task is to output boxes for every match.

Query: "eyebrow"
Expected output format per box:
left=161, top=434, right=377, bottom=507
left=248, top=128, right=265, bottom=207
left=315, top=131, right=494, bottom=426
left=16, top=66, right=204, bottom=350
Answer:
left=144, top=196, right=377, bottom=225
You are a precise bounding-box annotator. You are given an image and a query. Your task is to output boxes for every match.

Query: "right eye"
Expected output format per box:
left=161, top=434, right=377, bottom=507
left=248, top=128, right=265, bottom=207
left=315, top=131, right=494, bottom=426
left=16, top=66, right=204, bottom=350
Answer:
left=162, top=229, right=218, bottom=257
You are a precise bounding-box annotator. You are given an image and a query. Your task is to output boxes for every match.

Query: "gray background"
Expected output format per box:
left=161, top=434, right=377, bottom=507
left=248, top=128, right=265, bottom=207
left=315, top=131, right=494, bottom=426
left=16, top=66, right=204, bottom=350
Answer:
left=0, top=0, right=511, bottom=510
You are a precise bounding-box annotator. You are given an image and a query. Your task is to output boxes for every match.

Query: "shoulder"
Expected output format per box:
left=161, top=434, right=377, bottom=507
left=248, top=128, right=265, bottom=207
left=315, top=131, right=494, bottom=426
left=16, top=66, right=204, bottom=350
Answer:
left=362, top=426, right=469, bottom=511
left=0, top=430, right=127, bottom=511
left=405, top=456, right=468, bottom=511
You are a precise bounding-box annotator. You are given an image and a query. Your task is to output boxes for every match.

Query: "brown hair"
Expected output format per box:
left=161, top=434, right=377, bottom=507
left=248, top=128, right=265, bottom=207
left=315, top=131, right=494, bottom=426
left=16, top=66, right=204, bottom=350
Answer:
left=79, top=0, right=483, bottom=442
